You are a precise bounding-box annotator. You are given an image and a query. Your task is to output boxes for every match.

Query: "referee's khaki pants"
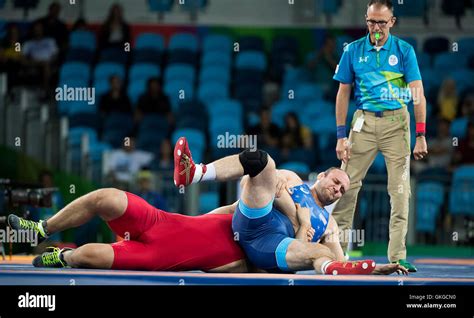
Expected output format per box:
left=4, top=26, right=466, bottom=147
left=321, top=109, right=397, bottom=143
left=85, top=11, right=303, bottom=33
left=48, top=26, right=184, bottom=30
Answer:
left=332, top=108, right=411, bottom=262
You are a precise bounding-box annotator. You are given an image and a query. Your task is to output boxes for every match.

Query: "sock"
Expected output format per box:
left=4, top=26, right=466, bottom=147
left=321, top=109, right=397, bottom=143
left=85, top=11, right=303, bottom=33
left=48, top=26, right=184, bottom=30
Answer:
left=191, top=163, right=216, bottom=184
left=201, top=163, right=216, bottom=181
left=321, top=260, right=333, bottom=274
left=37, top=220, right=49, bottom=238
left=59, top=249, right=71, bottom=266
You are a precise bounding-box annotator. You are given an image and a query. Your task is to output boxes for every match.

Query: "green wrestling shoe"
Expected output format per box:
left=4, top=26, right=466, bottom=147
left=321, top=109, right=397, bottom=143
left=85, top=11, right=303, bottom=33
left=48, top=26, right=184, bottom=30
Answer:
left=7, top=214, right=48, bottom=242
left=33, top=247, right=72, bottom=268
left=393, top=259, right=417, bottom=272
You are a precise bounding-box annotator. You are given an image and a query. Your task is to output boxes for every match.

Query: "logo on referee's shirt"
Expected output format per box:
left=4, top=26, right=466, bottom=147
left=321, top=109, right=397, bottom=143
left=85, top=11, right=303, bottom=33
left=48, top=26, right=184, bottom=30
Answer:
left=389, top=55, right=398, bottom=66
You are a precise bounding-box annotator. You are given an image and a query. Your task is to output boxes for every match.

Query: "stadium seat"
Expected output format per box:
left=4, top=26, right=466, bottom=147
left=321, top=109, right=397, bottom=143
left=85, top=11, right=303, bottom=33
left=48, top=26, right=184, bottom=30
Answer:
left=199, top=66, right=231, bottom=84
left=201, top=51, right=232, bottom=68
left=59, top=62, right=91, bottom=83
left=164, top=64, right=195, bottom=83
left=133, top=48, right=163, bottom=65
left=134, top=33, right=165, bottom=51
left=169, top=32, right=198, bottom=52
left=271, top=100, right=297, bottom=127
left=423, top=37, right=450, bottom=55
left=65, top=48, right=95, bottom=64
left=198, top=81, right=229, bottom=105
left=163, top=80, right=195, bottom=111
left=203, top=34, right=232, bottom=52
left=235, top=51, right=267, bottom=71
left=237, top=36, right=264, bottom=52
left=69, top=30, right=96, bottom=51
left=449, top=165, right=474, bottom=216
left=450, top=117, right=468, bottom=140
left=433, top=52, right=465, bottom=71
left=94, top=63, right=126, bottom=82
left=98, top=47, right=128, bottom=64
left=129, top=63, right=161, bottom=81
left=279, top=161, right=310, bottom=175
left=127, top=80, right=147, bottom=105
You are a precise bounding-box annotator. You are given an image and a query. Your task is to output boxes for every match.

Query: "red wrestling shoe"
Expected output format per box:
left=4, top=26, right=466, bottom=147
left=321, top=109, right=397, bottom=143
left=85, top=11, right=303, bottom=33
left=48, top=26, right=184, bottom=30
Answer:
left=325, top=259, right=376, bottom=275
left=173, top=137, right=206, bottom=187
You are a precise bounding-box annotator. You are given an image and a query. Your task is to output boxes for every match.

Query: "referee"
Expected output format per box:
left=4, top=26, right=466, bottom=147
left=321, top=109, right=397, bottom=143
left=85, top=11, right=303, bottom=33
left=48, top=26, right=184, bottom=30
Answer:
left=332, top=0, right=428, bottom=272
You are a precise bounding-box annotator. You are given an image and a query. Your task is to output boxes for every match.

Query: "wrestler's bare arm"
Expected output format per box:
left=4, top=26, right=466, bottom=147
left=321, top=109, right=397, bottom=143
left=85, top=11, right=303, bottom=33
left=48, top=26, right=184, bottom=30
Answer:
left=206, top=201, right=238, bottom=215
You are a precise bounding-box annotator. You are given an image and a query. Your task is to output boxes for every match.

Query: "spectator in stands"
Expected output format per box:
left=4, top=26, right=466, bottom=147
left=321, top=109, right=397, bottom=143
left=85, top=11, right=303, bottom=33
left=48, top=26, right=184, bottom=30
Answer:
left=135, top=169, right=167, bottom=210
left=460, top=94, right=474, bottom=120
left=307, top=35, right=338, bottom=83
left=35, top=2, right=69, bottom=57
left=280, top=112, right=313, bottom=156
left=154, top=139, right=173, bottom=171
left=136, top=77, right=173, bottom=124
left=99, top=3, right=130, bottom=50
left=437, top=78, right=458, bottom=121
left=104, top=137, right=154, bottom=189
left=453, top=121, right=474, bottom=165
left=247, top=108, right=281, bottom=148
left=22, top=21, right=58, bottom=99
left=0, top=24, right=23, bottom=91
left=99, top=75, right=132, bottom=116
left=413, top=118, right=454, bottom=173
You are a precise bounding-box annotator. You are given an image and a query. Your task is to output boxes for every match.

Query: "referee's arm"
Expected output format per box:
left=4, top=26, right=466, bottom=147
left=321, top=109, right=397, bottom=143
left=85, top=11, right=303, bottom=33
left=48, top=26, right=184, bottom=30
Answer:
left=409, top=80, right=428, bottom=160
left=335, top=83, right=352, bottom=163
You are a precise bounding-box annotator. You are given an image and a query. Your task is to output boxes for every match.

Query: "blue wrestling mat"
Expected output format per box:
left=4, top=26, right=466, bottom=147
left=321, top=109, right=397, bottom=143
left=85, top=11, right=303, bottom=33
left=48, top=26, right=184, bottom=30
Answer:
left=1, top=256, right=473, bottom=285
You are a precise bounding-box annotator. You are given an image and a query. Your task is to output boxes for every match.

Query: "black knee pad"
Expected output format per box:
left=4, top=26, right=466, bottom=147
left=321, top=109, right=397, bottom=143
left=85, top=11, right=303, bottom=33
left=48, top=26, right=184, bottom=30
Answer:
left=238, top=149, right=268, bottom=177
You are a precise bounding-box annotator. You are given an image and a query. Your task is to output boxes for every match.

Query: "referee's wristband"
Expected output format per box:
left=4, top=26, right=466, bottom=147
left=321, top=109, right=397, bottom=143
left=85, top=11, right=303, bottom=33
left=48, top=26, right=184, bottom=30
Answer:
left=337, top=125, right=347, bottom=139
left=416, top=122, right=426, bottom=134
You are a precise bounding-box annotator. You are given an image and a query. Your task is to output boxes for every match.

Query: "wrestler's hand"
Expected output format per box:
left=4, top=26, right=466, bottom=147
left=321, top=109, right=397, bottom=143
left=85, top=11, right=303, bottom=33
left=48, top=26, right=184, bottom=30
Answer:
left=372, top=263, right=409, bottom=275
left=275, top=172, right=290, bottom=198
left=295, top=204, right=311, bottom=227
left=306, top=227, right=315, bottom=242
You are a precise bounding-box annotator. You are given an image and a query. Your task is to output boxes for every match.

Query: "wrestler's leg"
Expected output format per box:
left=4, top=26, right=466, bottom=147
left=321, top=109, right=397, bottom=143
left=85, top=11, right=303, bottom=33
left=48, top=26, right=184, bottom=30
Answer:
left=62, top=243, right=114, bottom=269
left=319, top=216, right=345, bottom=261
left=45, top=188, right=127, bottom=234
left=285, top=239, right=375, bottom=275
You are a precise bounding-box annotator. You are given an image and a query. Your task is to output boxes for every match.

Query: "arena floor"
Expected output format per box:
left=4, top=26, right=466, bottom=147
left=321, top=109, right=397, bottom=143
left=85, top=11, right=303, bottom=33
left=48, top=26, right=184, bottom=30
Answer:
left=0, top=256, right=473, bottom=285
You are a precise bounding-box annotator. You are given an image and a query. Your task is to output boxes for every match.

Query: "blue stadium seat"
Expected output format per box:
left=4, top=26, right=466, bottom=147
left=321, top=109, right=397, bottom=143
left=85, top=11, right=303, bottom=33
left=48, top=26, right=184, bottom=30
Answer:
left=450, top=117, right=468, bottom=139
left=207, top=99, right=242, bottom=120
left=93, top=63, right=126, bottom=82
left=102, top=113, right=134, bottom=148
left=127, top=80, right=147, bottom=105
left=169, top=32, right=198, bottom=52
left=148, top=0, right=174, bottom=12
left=98, top=47, right=128, bottom=64
left=449, top=165, right=474, bottom=216
left=198, top=81, right=229, bottom=105
left=59, top=62, right=90, bottom=83
left=203, top=34, right=232, bottom=52
left=457, top=37, right=474, bottom=53
left=235, top=51, right=267, bottom=71
left=449, top=70, right=474, bottom=96
left=279, top=161, right=310, bottom=175
left=129, top=63, right=160, bottom=81
left=199, top=191, right=219, bottom=213
left=234, top=83, right=263, bottom=113
left=163, top=80, right=195, bottom=111
left=294, top=83, right=324, bottom=103
left=300, top=100, right=334, bottom=128
left=234, top=69, right=263, bottom=85
left=419, top=68, right=443, bottom=93
left=416, top=201, right=440, bottom=234
left=68, top=127, right=98, bottom=148
left=93, top=79, right=111, bottom=102
left=271, top=100, right=297, bottom=127
left=164, top=64, right=195, bottom=83
left=417, top=182, right=445, bottom=206
left=181, top=0, right=208, bottom=11
left=69, top=30, right=96, bottom=51
left=68, top=112, right=99, bottom=130
left=201, top=51, right=232, bottom=68
left=434, top=52, right=464, bottom=71
left=134, top=33, right=165, bottom=51
left=199, top=66, right=230, bottom=83
left=68, top=100, right=96, bottom=116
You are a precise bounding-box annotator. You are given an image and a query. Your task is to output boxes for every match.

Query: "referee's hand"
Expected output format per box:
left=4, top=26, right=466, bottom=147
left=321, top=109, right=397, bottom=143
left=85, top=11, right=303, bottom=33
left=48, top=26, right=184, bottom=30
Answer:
left=413, top=136, right=428, bottom=160
left=336, top=138, right=351, bottom=163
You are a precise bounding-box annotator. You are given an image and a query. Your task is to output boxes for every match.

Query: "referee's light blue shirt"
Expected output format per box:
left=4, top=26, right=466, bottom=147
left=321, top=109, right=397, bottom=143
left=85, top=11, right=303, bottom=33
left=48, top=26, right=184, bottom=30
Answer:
left=333, top=34, right=422, bottom=112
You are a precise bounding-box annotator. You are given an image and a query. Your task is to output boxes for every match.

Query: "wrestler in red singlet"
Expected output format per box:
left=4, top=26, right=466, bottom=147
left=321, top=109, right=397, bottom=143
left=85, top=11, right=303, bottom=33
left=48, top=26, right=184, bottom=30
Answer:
left=107, top=192, right=245, bottom=271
